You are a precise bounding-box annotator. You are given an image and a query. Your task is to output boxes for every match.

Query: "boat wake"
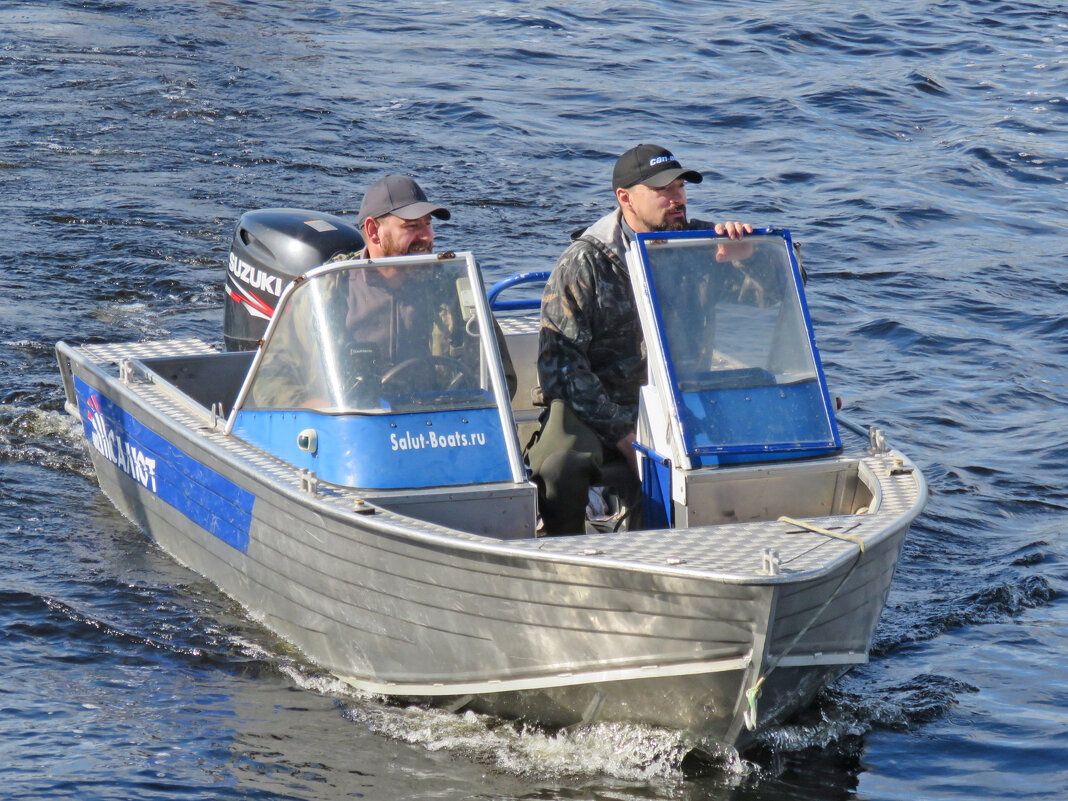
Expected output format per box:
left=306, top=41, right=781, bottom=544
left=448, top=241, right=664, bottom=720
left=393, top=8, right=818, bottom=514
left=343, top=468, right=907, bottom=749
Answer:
left=871, top=569, right=1055, bottom=658
left=754, top=671, right=979, bottom=755
left=341, top=704, right=706, bottom=782
left=272, top=656, right=738, bottom=782
left=234, top=617, right=978, bottom=783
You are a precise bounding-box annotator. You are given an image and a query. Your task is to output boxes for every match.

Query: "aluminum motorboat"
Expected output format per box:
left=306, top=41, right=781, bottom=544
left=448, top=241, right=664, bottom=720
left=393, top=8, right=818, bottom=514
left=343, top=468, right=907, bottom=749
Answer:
left=55, top=210, right=926, bottom=752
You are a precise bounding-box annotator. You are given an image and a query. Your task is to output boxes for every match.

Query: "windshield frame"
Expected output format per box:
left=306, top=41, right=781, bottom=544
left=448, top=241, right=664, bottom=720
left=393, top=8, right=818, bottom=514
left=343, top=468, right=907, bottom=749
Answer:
left=630, top=228, right=840, bottom=468
left=225, top=251, right=525, bottom=482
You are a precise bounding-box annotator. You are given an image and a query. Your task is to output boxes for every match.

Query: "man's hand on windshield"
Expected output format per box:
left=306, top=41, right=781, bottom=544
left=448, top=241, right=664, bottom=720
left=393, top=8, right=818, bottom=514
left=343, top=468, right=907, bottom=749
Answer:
left=714, top=221, right=754, bottom=262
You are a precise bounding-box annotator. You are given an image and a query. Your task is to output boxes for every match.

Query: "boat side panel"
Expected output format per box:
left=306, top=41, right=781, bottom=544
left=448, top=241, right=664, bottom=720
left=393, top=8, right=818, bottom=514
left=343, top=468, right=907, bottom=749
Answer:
left=464, top=668, right=754, bottom=742
left=73, top=375, right=255, bottom=553
left=244, top=488, right=775, bottom=684
left=768, top=523, right=909, bottom=655
left=69, top=357, right=774, bottom=693
left=85, top=442, right=775, bottom=694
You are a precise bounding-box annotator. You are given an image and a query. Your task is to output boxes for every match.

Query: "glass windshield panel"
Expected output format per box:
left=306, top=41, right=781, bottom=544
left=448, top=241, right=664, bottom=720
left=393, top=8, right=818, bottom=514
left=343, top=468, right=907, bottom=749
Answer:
left=642, top=233, right=836, bottom=452
left=246, top=258, right=495, bottom=414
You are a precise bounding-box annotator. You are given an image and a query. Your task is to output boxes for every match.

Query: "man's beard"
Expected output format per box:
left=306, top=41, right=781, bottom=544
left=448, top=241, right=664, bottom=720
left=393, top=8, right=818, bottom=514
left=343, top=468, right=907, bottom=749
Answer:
left=381, top=229, right=433, bottom=256
left=646, top=204, right=688, bottom=233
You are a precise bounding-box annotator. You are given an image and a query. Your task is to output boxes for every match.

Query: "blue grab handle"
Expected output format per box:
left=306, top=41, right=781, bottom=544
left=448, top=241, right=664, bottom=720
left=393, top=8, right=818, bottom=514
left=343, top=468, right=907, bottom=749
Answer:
left=487, top=271, right=551, bottom=311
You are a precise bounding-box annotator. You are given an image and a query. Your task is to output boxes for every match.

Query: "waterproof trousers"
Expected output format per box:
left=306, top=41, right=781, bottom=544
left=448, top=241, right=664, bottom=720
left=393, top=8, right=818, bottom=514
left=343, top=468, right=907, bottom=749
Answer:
left=526, top=400, right=640, bottom=536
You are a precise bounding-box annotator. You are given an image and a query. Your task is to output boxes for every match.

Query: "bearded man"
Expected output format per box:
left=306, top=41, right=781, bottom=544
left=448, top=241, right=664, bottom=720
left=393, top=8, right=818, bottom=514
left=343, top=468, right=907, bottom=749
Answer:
left=339, top=175, right=451, bottom=361
left=529, top=144, right=751, bottom=535
left=338, top=174, right=515, bottom=396
left=353, top=174, right=444, bottom=260
left=252, top=175, right=513, bottom=408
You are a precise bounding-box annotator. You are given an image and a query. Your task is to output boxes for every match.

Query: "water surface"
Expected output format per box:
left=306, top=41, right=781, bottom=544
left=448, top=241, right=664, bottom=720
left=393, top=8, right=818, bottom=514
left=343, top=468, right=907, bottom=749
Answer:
left=1, top=2, right=1065, bottom=799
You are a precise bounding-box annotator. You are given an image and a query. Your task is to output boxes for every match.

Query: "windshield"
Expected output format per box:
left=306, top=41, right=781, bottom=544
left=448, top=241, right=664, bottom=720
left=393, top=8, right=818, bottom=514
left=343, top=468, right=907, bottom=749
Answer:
left=245, top=257, right=495, bottom=414
left=638, top=231, right=838, bottom=457
left=645, top=235, right=816, bottom=391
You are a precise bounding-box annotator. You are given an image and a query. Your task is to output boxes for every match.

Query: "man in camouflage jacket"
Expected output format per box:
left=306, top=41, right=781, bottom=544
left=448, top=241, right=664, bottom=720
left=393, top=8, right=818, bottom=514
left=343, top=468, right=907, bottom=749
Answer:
left=531, top=144, right=751, bottom=534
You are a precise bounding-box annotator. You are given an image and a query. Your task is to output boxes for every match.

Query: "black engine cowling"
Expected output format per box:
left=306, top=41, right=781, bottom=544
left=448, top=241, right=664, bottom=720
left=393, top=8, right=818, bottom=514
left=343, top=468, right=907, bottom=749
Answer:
left=223, top=208, right=364, bottom=351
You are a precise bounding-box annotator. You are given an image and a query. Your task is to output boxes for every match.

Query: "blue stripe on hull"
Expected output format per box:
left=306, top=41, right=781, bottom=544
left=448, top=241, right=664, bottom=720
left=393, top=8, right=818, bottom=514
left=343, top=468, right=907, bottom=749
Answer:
left=74, top=376, right=254, bottom=553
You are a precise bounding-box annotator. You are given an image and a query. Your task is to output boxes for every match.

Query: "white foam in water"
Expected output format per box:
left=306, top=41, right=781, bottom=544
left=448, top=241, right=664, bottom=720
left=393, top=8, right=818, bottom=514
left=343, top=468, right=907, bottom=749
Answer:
left=337, top=700, right=755, bottom=782
left=269, top=651, right=757, bottom=781
left=278, top=661, right=374, bottom=700
left=10, top=406, right=82, bottom=438
left=755, top=717, right=867, bottom=753
left=0, top=404, right=91, bottom=474
left=92, top=301, right=171, bottom=338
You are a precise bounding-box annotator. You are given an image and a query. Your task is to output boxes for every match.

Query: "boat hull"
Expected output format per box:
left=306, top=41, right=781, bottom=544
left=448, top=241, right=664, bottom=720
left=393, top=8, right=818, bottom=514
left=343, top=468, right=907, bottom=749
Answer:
left=59, top=339, right=924, bottom=750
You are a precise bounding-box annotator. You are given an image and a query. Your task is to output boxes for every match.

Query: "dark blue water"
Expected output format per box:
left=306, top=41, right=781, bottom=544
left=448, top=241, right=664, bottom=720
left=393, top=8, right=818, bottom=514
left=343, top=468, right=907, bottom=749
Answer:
left=2, top=2, right=1065, bottom=798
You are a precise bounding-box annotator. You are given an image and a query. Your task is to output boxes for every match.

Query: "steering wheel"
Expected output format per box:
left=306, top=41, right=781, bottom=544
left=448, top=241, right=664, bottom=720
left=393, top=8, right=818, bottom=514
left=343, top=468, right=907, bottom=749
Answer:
left=380, top=355, right=475, bottom=391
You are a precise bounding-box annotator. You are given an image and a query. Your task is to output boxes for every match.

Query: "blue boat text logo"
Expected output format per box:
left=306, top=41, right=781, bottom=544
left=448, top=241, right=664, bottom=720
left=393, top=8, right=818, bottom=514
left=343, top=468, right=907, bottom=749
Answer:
left=390, top=429, right=488, bottom=452
left=85, top=393, right=159, bottom=492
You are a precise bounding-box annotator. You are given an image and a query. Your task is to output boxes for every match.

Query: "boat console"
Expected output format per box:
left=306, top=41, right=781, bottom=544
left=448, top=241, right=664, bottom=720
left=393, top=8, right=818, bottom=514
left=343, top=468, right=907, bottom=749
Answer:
left=626, top=229, right=866, bottom=528
left=229, top=256, right=510, bottom=477
left=220, top=251, right=535, bottom=536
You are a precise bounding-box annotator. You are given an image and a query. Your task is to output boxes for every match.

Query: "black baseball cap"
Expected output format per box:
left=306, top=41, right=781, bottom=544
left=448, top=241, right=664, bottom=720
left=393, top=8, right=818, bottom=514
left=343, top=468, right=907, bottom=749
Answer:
left=357, top=175, right=451, bottom=226
left=612, top=144, right=703, bottom=190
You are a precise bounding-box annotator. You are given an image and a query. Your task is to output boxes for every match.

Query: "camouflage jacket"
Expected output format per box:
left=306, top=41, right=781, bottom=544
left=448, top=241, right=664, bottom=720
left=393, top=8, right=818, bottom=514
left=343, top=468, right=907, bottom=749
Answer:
left=536, top=210, right=717, bottom=447
left=536, top=210, right=644, bottom=447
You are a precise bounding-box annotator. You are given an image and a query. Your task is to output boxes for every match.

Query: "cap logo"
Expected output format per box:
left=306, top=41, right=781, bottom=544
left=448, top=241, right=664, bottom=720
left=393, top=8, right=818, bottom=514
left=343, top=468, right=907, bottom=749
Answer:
left=648, top=154, right=674, bottom=166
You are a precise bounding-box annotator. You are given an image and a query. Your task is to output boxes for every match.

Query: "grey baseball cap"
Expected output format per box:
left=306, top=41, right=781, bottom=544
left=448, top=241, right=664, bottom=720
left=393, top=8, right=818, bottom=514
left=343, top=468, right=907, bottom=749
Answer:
left=357, top=175, right=451, bottom=226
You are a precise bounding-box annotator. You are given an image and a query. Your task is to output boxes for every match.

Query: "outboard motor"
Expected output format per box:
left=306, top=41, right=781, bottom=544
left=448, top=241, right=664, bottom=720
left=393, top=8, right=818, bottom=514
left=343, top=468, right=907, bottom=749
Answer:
left=224, top=208, right=364, bottom=351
